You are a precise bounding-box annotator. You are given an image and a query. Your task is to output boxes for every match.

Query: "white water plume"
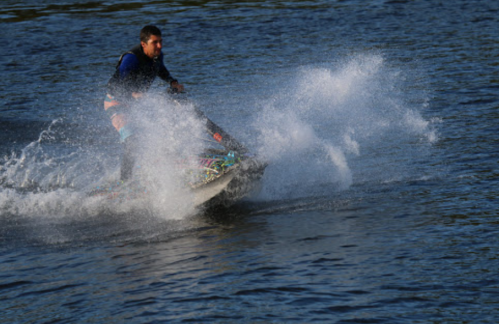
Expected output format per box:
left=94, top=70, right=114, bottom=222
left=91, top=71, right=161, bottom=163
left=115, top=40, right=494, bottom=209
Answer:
left=253, top=53, right=437, bottom=199
left=127, top=94, right=208, bottom=219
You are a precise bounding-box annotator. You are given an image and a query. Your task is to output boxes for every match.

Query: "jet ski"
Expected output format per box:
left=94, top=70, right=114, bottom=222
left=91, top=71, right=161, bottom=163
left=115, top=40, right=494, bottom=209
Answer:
left=89, top=93, right=266, bottom=208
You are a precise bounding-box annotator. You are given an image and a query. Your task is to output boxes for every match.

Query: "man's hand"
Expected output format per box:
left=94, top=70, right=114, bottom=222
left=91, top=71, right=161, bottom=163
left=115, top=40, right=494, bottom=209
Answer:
left=170, top=81, right=184, bottom=93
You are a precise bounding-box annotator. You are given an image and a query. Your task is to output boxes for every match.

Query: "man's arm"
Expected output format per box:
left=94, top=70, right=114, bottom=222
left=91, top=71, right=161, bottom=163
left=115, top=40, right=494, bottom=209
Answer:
left=158, top=56, right=184, bottom=92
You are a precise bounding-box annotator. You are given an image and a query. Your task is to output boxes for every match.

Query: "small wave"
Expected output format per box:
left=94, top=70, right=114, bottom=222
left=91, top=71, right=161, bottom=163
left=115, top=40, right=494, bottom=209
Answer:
left=0, top=280, right=33, bottom=292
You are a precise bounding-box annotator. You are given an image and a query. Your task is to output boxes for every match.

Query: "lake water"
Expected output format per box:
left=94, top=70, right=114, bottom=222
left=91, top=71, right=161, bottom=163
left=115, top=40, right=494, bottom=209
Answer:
left=1, top=0, right=498, bottom=323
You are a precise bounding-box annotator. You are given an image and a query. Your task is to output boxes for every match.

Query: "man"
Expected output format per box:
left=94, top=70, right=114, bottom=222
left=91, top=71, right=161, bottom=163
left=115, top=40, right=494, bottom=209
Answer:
left=104, top=25, right=184, bottom=181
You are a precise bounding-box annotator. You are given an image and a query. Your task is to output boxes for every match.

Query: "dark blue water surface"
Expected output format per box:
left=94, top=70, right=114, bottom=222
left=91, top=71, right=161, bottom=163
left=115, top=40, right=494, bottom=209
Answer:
left=1, top=1, right=499, bottom=323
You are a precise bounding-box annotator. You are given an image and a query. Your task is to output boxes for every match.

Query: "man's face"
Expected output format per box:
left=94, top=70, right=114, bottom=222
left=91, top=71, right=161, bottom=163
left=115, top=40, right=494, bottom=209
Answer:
left=141, top=34, right=162, bottom=59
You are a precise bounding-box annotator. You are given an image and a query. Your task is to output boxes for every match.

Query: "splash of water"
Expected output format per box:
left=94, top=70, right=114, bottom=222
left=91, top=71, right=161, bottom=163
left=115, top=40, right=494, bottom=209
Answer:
left=252, top=53, right=437, bottom=200
left=126, top=95, right=208, bottom=219
left=0, top=96, right=209, bottom=221
left=0, top=53, right=438, bottom=221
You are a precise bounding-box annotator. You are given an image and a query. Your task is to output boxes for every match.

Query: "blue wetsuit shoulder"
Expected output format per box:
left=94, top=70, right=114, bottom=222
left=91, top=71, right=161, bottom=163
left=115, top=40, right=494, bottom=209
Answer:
left=119, top=54, right=140, bottom=78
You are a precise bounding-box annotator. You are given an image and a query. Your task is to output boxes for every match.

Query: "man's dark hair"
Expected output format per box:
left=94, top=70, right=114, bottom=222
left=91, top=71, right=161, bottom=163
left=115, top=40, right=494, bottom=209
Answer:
left=140, top=25, right=162, bottom=43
